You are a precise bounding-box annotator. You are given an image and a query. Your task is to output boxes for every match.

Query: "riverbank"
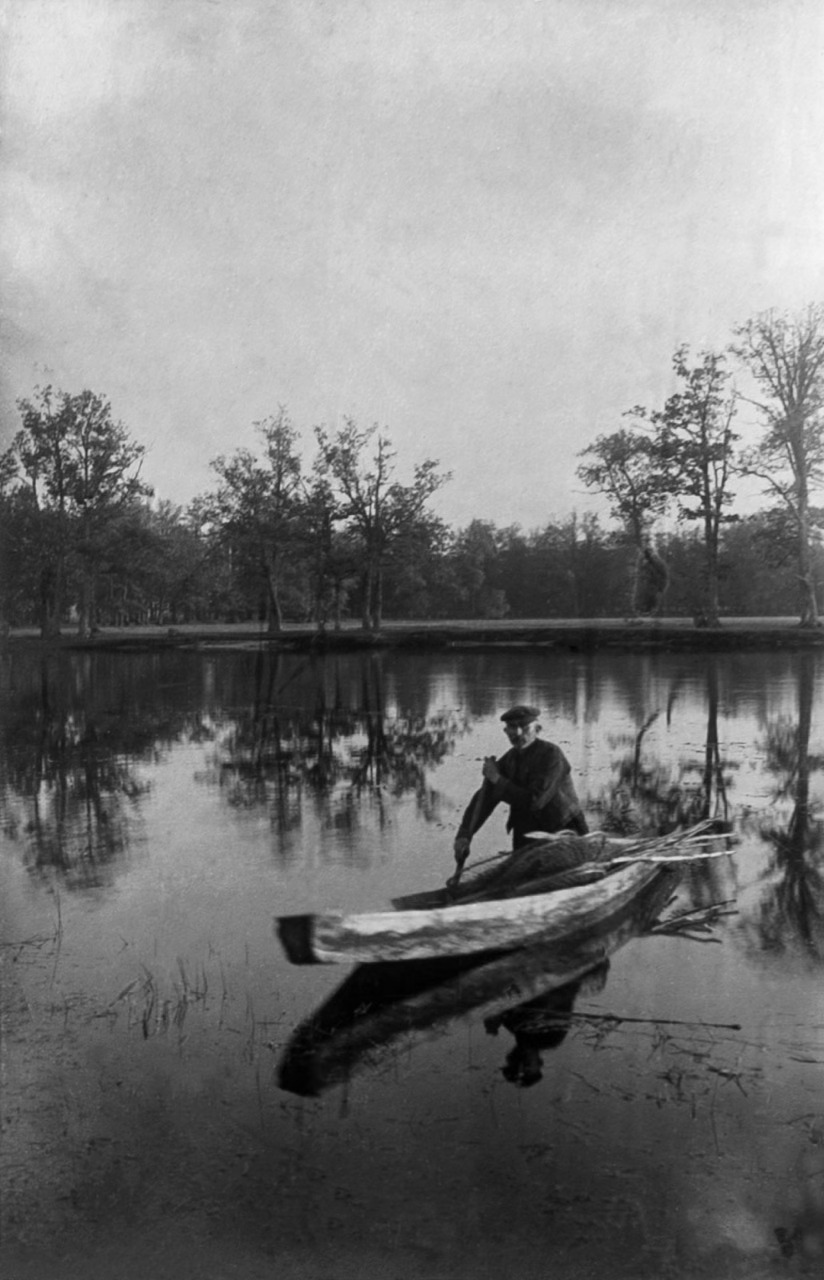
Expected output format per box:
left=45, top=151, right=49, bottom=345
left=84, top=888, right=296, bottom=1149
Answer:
left=5, top=616, right=824, bottom=653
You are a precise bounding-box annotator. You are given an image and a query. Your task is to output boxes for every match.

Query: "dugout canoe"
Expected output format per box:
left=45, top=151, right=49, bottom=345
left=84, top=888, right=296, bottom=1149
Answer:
left=276, top=856, right=669, bottom=966
left=278, top=867, right=676, bottom=1095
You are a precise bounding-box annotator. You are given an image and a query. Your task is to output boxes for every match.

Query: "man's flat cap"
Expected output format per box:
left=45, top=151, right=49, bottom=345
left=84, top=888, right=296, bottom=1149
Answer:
left=500, top=705, right=540, bottom=725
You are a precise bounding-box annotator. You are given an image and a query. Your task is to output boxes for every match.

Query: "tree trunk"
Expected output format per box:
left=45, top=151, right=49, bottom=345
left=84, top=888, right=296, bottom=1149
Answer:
left=700, top=522, right=721, bottom=627
left=266, top=589, right=283, bottom=633
left=313, top=541, right=327, bottom=631
left=39, top=563, right=63, bottom=640
left=566, top=570, right=580, bottom=619
left=371, top=564, right=383, bottom=631
left=77, top=568, right=94, bottom=638
left=701, top=661, right=728, bottom=821
left=797, top=501, right=819, bottom=626
left=793, top=652, right=813, bottom=823
left=361, top=555, right=375, bottom=630
left=633, top=540, right=669, bottom=618
left=567, top=515, right=581, bottom=618
left=263, top=548, right=283, bottom=633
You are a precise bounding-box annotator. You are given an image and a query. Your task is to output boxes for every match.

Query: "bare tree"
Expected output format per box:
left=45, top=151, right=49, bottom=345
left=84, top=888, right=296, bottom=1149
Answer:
left=731, top=305, right=824, bottom=626
left=656, top=346, right=739, bottom=626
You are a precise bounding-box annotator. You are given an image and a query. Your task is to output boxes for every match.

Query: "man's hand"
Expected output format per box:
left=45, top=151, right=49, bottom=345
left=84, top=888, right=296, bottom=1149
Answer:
left=481, top=756, right=501, bottom=784
left=453, top=835, right=471, bottom=864
left=448, top=834, right=471, bottom=891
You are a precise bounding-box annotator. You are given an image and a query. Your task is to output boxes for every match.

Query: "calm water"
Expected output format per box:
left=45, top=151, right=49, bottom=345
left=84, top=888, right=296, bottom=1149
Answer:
left=1, top=645, right=823, bottom=1279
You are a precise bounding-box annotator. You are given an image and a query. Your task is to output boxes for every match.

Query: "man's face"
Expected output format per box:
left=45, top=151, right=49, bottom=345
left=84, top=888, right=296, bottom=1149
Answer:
left=504, top=720, right=539, bottom=750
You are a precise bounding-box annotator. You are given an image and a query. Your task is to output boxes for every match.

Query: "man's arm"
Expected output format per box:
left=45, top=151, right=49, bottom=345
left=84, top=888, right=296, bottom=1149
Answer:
left=456, top=777, right=499, bottom=842
left=452, top=762, right=504, bottom=872
left=490, top=742, right=568, bottom=813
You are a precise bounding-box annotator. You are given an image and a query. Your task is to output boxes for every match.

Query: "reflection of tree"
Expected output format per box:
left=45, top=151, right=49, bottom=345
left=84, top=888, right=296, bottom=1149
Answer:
left=211, top=652, right=467, bottom=844
left=682, top=661, right=732, bottom=825
left=595, top=660, right=734, bottom=838
left=752, top=653, right=824, bottom=960
left=1, top=654, right=205, bottom=888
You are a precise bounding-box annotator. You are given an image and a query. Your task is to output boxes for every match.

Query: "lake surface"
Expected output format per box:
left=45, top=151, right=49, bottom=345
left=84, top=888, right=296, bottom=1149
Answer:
left=1, top=644, right=823, bottom=1279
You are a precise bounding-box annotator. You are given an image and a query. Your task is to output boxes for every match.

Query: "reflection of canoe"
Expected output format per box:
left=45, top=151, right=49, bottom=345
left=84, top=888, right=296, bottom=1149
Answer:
left=278, top=868, right=676, bottom=1096
left=277, top=857, right=667, bottom=965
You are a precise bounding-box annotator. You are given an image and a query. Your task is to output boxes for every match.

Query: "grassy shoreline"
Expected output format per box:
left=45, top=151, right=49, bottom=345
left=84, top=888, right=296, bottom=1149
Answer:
left=6, top=616, right=824, bottom=653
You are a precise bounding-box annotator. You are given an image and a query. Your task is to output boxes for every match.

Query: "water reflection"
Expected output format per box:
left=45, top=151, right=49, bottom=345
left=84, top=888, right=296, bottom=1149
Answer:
left=1, top=645, right=822, bottom=958
left=597, top=659, right=734, bottom=836
left=748, top=652, right=824, bottom=961
left=0, top=649, right=469, bottom=885
left=485, top=961, right=610, bottom=1087
left=0, top=654, right=204, bottom=887
left=209, top=652, right=468, bottom=844
left=278, top=869, right=675, bottom=1096
left=3, top=645, right=824, bottom=1276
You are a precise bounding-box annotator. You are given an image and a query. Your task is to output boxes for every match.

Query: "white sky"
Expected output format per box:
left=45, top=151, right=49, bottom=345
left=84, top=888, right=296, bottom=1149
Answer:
left=2, top=0, right=824, bottom=530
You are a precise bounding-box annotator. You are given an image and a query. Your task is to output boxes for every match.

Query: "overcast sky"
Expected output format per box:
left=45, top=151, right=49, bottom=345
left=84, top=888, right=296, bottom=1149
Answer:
left=2, top=0, right=824, bottom=530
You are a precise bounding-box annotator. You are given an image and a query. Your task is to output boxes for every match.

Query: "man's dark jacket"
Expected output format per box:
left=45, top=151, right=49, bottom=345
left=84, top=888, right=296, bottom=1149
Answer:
left=457, top=738, right=587, bottom=848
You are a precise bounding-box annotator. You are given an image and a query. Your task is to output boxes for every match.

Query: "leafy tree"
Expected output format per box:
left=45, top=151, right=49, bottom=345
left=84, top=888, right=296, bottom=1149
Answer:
left=443, top=519, right=509, bottom=618
left=381, top=512, right=452, bottom=619
left=0, top=461, right=44, bottom=629
left=658, top=529, right=707, bottom=617
left=718, top=514, right=810, bottom=616
left=296, top=460, right=363, bottom=630
left=3, top=387, right=151, bottom=637
left=96, top=501, right=210, bottom=625
left=495, top=526, right=535, bottom=616
left=198, top=410, right=303, bottom=632
left=731, top=305, right=824, bottom=626
left=143, top=502, right=210, bottom=623
left=531, top=516, right=581, bottom=618
left=566, top=513, right=630, bottom=618
left=577, top=423, right=670, bottom=616
left=526, top=513, right=626, bottom=618
left=315, top=421, right=449, bottom=629
left=656, top=347, right=739, bottom=626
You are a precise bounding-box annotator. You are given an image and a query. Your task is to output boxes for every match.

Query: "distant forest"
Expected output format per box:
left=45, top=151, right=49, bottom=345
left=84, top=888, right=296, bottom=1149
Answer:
left=3, top=304, right=824, bottom=636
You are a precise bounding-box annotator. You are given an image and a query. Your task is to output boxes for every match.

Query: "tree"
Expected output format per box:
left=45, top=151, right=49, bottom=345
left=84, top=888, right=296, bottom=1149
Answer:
left=656, top=346, right=739, bottom=626
left=495, top=526, right=534, bottom=616
left=535, top=513, right=627, bottom=619
left=297, top=466, right=363, bottom=630
left=731, top=305, right=824, bottom=626
left=381, top=512, right=452, bottom=619
left=0, top=452, right=41, bottom=630
left=97, top=501, right=210, bottom=625
left=577, top=423, right=670, bottom=616
left=4, top=387, right=151, bottom=637
left=198, top=410, right=303, bottom=632
left=315, top=421, right=449, bottom=630
left=441, top=519, right=509, bottom=619
left=718, top=513, right=815, bottom=617
left=755, top=653, right=824, bottom=957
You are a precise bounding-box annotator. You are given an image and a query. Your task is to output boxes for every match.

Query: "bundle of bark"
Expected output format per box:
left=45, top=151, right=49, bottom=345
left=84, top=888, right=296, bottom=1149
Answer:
left=450, top=822, right=729, bottom=904
left=451, top=833, right=612, bottom=903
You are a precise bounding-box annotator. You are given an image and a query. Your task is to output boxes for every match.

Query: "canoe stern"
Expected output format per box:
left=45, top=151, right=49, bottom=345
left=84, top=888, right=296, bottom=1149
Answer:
left=277, top=914, right=325, bottom=965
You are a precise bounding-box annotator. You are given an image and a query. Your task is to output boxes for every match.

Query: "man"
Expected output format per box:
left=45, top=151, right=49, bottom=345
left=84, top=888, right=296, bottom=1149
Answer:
left=452, top=705, right=588, bottom=881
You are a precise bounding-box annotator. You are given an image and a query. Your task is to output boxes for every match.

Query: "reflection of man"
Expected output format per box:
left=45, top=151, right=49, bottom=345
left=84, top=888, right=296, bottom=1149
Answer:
left=453, top=705, right=587, bottom=878
left=485, top=962, right=610, bottom=1088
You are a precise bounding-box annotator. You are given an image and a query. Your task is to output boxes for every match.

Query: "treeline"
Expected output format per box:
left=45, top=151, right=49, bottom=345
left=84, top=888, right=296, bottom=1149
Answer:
left=2, top=304, right=824, bottom=636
